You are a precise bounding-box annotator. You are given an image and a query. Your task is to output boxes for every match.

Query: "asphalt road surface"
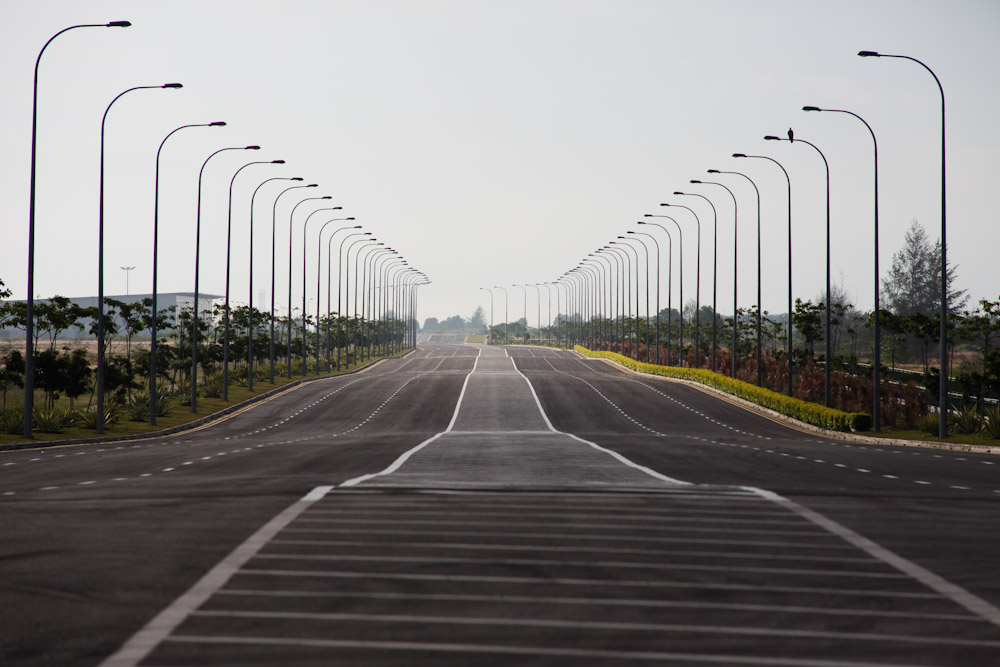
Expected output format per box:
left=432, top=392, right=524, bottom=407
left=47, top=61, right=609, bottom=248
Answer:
left=2, top=343, right=999, bottom=666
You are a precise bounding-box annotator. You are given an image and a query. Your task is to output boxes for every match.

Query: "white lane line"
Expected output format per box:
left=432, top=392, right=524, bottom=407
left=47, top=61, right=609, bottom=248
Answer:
left=187, top=610, right=1000, bottom=648
left=98, top=485, right=335, bottom=667
left=217, top=588, right=977, bottom=622
left=162, top=634, right=906, bottom=667
left=746, top=486, right=1000, bottom=630
left=253, top=553, right=904, bottom=579
left=339, top=349, right=483, bottom=487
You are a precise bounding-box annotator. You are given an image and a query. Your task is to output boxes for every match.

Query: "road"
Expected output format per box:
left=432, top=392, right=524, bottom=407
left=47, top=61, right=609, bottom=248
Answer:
left=2, top=343, right=999, bottom=666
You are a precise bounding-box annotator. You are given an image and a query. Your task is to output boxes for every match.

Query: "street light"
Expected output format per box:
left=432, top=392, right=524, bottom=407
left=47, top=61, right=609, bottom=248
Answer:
left=120, top=266, right=135, bottom=295
left=150, top=120, right=225, bottom=424
left=480, top=287, right=494, bottom=343
left=512, top=284, right=527, bottom=343
left=315, top=218, right=356, bottom=372
left=337, top=231, right=371, bottom=369
left=611, top=241, right=640, bottom=360
left=642, top=216, right=683, bottom=365
left=493, top=286, right=509, bottom=345
left=97, top=82, right=182, bottom=433
left=224, top=158, right=284, bottom=400
left=322, top=223, right=361, bottom=370
left=733, top=152, right=793, bottom=396
left=859, top=50, right=948, bottom=437
left=25, top=20, right=131, bottom=438
left=765, top=132, right=832, bottom=407
left=803, top=104, right=882, bottom=429
left=300, top=205, right=342, bottom=373
left=285, top=195, right=333, bottom=376
left=661, top=202, right=703, bottom=368
left=709, top=168, right=763, bottom=386
left=247, top=176, right=302, bottom=391
left=269, top=184, right=317, bottom=382
left=692, top=179, right=739, bottom=376
left=673, top=190, right=718, bottom=372
left=628, top=231, right=659, bottom=364
left=191, top=145, right=260, bottom=412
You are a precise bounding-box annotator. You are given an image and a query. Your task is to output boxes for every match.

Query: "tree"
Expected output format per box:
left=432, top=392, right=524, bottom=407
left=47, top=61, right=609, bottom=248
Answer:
left=468, top=306, right=487, bottom=332
left=421, top=317, right=440, bottom=332
left=883, top=219, right=967, bottom=318
left=793, top=298, right=823, bottom=358
left=442, top=315, right=465, bottom=332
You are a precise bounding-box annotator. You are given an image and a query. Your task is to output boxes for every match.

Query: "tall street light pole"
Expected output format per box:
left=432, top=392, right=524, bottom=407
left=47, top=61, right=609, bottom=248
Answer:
left=150, top=120, right=225, bottom=424
left=804, top=105, right=882, bottom=429
left=97, top=82, right=182, bottom=433
left=224, top=159, right=283, bottom=400
left=673, top=191, right=718, bottom=372
left=493, top=286, right=509, bottom=345
left=512, top=284, right=527, bottom=343
left=734, top=152, right=793, bottom=396
left=709, top=168, right=763, bottom=386
left=323, top=223, right=361, bottom=370
left=315, top=219, right=356, bottom=372
left=25, top=20, right=131, bottom=439
left=859, top=50, right=947, bottom=437
left=692, top=179, right=739, bottom=376
left=300, top=206, right=342, bottom=373
left=120, top=266, right=135, bottom=295
left=479, top=287, right=494, bottom=343
left=191, top=145, right=260, bottom=412
left=247, top=176, right=302, bottom=392
left=641, top=216, right=682, bottom=366
left=338, top=231, right=371, bottom=369
left=286, top=196, right=332, bottom=376
left=628, top=231, right=659, bottom=364
left=661, top=203, right=702, bottom=368
left=269, top=184, right=316, bottom=382
left=766, top=133, right=832, bottom=408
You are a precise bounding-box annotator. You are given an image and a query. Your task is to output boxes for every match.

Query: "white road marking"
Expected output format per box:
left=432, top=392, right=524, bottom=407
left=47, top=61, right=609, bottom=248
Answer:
left=98, top=485, right=334, bottom=667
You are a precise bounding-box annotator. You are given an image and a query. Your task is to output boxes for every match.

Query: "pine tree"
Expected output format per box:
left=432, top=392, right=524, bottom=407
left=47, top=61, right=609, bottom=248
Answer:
left=882, top=219, right=967, bottom=318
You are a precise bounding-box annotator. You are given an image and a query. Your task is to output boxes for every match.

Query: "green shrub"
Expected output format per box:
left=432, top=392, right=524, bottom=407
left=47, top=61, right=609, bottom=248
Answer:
left=0, top=407, right=24, bottom=435
left=79, top=400, right=120, bottom=429
left=952, top=404, right=983, bottom=435
left=32, top=406, right=78, bottom=433
left=918, top=412, right=940, bottom=436
left=984, top=404, right=1000, bottom=440
left=576, top=346, right=872, bottom=432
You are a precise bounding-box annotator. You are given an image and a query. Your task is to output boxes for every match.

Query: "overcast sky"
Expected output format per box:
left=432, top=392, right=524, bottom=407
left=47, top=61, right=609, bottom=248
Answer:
left=2, top=0, right=997, bottom=329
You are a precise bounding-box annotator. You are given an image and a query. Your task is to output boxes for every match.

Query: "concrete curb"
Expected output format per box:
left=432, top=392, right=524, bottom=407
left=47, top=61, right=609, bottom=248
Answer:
left=580, top=354, right=1000, bottom=457
left=0, top=353, right=409, bottom=453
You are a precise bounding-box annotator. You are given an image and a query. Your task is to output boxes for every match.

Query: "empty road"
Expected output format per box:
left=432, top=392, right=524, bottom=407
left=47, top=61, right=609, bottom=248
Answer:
left=2, top=343, right=999, bottom=666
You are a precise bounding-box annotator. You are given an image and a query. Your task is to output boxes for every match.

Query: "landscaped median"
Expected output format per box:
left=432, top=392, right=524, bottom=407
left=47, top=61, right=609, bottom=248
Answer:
left=574, top=346, right=872, bottom=433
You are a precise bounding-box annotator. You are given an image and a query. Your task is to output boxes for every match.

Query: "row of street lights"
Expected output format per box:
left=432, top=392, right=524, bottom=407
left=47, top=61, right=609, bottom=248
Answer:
left=22, top=20, right=428, bottom=438
left=499, top=50, right=948, bottom=436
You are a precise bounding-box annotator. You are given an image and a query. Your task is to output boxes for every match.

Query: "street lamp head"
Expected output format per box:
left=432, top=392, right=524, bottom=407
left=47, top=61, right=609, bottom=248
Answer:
left=321, top=196, right=333, bottom=200
left=106, top=20, right=131, bottom=27
left=858, top=50, right=880, bottom=57
left=673, top=191, right=684, bottom=195
left=627, top=230, right=636, bottom=234
left=291, top=177, right=304, bottom=181
left=690, top=180, right=702, bottom=184
left=363, top=232, right=372, bottom=235
left=209, top=121, right=227, bottom=126
left=245, top=145, right=261, bottom=150
left=638, top=220, right=647, bottom=224
left=345, top=217, right=356, bottom=221
left=271, top=159, right=285, bottom=164
left=306, top=183, right=318, bottom=187
left=732, top=153, right=747, bottom=158
left=162, top=83, right=183, bottom=89
left=707, top=169, right=720, bottom=174
left=659, top=203, right=670, bottom=207
left=802, top=106, right=821, bottom=112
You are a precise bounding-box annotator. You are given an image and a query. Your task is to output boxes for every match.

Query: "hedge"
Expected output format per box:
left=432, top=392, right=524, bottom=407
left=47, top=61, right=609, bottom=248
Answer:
left=575, top=346, right=872, bottom=433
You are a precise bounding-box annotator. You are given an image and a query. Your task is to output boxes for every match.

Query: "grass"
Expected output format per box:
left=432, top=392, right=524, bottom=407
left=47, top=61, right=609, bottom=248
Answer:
left=0, top=353, right=400, bottom=448
left=858, top=427, right=999, bottom=447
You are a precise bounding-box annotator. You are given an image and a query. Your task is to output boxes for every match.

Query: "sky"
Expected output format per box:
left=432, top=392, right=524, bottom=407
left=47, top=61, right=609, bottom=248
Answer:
left=1, top=0, right=998, bottom=330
